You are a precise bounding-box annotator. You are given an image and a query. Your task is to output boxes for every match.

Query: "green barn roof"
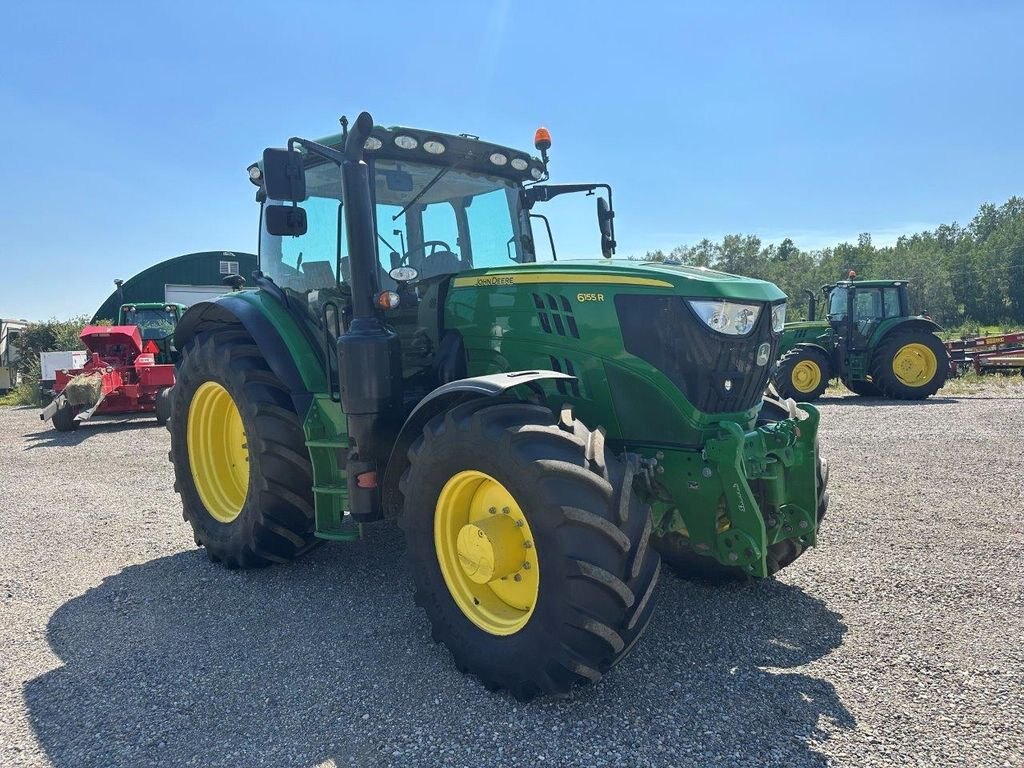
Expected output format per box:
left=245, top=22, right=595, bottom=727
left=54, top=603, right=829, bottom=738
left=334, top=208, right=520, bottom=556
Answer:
left=92, top=250, right=257, bottom=322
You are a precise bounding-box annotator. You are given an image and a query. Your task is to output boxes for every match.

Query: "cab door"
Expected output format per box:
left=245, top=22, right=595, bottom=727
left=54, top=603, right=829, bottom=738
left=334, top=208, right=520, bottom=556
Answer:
left=850, top=287, right=884, bottom=350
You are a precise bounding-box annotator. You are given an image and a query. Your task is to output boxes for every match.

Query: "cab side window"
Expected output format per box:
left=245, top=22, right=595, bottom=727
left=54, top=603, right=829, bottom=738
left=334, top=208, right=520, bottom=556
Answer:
left=853, top=288, right=883, bottom=322
left=882, top=287, right=902, bottom=318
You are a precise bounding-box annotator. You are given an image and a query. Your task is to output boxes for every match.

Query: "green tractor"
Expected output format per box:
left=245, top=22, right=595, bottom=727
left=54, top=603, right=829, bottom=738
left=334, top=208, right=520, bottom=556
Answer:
left=111, top=277, right=187, bottom=365
left=771, top=276, right=950, bottom=401
left=169, top=111, right=828, bottom=699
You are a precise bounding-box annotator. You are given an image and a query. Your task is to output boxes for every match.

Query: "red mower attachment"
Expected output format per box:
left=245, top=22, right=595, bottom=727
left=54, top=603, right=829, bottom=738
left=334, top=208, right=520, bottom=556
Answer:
left=39, top=324, right=176, bottom=431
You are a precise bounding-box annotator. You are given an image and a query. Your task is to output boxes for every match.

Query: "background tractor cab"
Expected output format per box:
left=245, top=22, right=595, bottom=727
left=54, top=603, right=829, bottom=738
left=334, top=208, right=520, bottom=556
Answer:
left=111, top=279, right=186, bottom=364
left=773, top=272, right=950, bottom=400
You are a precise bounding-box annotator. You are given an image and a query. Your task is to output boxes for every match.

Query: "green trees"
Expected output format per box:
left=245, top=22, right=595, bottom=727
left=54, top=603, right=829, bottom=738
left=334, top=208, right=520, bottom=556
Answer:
left=642, top=196, right=1024, bottom=329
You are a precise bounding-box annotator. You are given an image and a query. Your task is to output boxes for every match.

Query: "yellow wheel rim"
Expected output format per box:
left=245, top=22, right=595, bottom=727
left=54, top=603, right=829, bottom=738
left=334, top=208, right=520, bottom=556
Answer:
left=187, top=381, right=249, bottom=523
left=892, top=343, right=938, bottom=387
left=791, top=359, right=823, bottom=394
left=434, top=470, right=539, bottom=636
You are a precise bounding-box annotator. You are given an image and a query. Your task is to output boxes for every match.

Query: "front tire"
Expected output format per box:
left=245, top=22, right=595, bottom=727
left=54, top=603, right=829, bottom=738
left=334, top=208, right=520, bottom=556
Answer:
left=51, top=401, right=79, bottom=432
left=771, top=346, right=832, bottom=401
left=169, top=327, right=316, bottom=568
left=399, top=399, right=660, bottom=700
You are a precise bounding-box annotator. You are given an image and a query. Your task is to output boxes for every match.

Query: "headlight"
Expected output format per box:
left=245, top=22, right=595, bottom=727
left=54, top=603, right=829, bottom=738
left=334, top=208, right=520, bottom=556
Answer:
left=771, top=302, right=787, bottom=332
left=687, top=300, right=761, bottom=335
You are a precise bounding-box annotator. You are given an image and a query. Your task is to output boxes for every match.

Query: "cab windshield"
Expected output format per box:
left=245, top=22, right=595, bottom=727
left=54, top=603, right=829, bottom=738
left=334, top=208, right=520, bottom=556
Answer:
left=122, top=307, right=178, bottom=340
left=260, top=157, right=532, bottom=298
left=827, top=286, right=848, bottom=321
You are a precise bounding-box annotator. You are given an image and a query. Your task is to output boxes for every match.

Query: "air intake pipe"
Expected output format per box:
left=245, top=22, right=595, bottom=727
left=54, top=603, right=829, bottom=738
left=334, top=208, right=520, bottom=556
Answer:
left=336, top=111, right=403, bottom=522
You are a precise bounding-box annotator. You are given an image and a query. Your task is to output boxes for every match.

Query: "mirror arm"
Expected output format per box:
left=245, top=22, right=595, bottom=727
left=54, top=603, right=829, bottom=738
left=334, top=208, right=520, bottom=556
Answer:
left=526, top=183, right=603, bottom=206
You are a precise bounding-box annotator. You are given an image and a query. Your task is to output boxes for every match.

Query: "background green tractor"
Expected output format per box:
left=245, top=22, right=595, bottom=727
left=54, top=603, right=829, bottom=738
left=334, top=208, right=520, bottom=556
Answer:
left=113, top=288, right=186, bottom=365
left=772, top=277, right=950, bottom=401
left=169, top=111, right=828, bottom=699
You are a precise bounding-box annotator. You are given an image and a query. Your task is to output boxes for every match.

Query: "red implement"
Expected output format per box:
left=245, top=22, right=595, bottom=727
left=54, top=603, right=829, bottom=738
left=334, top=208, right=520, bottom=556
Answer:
left=40, top=324, right=176, bottom=427
left=945, top=331, right=1024, bottom=375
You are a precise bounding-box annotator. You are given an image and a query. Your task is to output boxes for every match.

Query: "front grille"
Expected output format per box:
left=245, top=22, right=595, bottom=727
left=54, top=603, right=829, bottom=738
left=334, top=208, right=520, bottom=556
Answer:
left=615, top=295, right=777, bottom=414
left=532, top=292, right=580, bottom=338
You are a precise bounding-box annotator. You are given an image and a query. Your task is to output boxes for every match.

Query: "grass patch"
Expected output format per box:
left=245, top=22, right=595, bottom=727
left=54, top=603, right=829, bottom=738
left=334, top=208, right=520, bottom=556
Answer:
left=938, top=323, right=1023, bottom=341
left=0, top=379, right=41, bottom=407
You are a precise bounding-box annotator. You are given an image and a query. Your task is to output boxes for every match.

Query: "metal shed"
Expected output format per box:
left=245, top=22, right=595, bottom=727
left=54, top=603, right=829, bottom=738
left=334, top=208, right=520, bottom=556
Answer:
left=92, top=251, right=257, bottom=322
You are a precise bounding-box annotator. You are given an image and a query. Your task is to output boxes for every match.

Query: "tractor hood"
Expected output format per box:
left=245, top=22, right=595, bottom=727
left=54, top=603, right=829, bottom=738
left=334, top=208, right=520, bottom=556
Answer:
left=453, top=261, right=786, bottom=303
left=79, top=325, right=143, bottom=355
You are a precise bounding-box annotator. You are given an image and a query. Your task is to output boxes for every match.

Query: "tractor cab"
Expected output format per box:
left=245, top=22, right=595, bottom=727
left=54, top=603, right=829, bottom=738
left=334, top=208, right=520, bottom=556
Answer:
left=117, top=302, right=185, bottom=363
left=252, top=121, right=618, bottom=400
left=822, top=279, right=909, bottom=351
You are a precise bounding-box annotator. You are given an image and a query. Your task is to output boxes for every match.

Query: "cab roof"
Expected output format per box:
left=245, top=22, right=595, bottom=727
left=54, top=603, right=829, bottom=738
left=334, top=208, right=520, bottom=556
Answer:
left=255, top=122, right=547, bottom=186
left=831, top=279, right=908, bottom=289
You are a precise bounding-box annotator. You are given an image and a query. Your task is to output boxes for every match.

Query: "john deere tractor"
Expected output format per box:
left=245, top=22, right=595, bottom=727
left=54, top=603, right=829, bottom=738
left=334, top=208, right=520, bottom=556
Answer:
left=772, top=277, right=949, bottom=401
left=169, top=111, right=828, bottom=699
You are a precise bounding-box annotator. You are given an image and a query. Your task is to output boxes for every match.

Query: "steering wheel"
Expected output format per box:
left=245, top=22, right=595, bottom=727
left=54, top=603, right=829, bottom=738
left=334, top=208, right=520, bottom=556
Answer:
left=400, top=240, right=454, bottom=266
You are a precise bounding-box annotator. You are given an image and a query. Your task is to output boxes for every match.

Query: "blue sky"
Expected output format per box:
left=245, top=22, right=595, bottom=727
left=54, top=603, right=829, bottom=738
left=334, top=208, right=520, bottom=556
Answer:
left=1, top=1, right=1021, bottom=320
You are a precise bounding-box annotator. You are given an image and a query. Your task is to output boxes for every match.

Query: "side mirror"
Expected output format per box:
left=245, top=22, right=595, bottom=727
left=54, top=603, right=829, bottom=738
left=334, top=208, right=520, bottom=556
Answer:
left=597, top=197, right=616, bottom=258
left=264, top=204, right=308, bottom=236
left=389, top=266, right=419, bottom=283
left=261, top=148, right=306, bottom=202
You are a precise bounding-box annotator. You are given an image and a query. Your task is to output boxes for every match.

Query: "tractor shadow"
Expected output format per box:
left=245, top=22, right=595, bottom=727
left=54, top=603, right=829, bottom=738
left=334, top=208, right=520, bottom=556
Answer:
left=22, top=417, right=159, bottom=448
left=25, top=526, right=852, bottom=768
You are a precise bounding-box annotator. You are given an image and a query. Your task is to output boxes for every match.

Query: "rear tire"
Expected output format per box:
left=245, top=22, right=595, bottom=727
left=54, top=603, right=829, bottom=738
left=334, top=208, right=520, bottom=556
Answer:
left=399, top=399, right=660, bottom=700
left=652, top=399, right=829, bottom=582
left=51, top=402, right=79, bottom=432
left=771, top=346, right=832, bottom=401
left=871, top=331, right=949, bottom=400
left=169, top=327, right=316, bottom=568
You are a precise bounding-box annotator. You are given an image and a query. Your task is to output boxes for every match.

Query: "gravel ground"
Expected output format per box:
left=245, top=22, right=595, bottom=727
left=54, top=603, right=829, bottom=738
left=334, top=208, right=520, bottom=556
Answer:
left=1, top=385, right=1022, bottom=768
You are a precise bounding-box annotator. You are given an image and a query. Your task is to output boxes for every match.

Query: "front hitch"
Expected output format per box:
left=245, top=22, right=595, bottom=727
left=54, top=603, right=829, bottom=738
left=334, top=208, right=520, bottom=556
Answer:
left=648, top=405, right=820, bottom=577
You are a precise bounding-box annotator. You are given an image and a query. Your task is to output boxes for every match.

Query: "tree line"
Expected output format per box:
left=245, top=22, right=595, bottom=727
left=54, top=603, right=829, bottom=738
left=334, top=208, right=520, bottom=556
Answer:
left=639, top=196, right=1024, bottom=331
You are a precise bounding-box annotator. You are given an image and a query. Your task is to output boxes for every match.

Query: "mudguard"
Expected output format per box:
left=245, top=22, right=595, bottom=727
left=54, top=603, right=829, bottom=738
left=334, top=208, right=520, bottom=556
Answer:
left=381, top=370, right=575, bottom=519
left=174, top=295, right=320, bottom=418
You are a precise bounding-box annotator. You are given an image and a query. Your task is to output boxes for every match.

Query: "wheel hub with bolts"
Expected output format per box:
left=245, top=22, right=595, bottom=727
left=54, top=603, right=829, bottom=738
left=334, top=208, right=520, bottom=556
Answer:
left=455, top=514, right=528, bottom=584
left=791, top=360, right=822, bottom=393
left=892, top=342, right=938, bottom=386
left=434, top=470, right=540, bottom=636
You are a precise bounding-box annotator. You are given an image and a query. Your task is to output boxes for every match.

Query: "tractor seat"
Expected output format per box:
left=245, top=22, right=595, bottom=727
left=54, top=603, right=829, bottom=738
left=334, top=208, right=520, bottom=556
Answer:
left=419, top=251, right=462, bottom=280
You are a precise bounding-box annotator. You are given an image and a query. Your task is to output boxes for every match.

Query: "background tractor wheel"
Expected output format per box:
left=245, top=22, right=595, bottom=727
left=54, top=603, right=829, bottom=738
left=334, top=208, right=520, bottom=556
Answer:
left=51, top=401, right=79, bottom=432
left=399, top=399, right=660, bottom=700
left=771, top=347, right=832, bottom=401
left=169, top=328, right=317, bottom=568
left=843, top=378, right=881, bottom=397
left=652, top=399, right=829, bottom=582
left=155, top=386, right=173, bottom=426
left=871, top=331, right=949, bottom=400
